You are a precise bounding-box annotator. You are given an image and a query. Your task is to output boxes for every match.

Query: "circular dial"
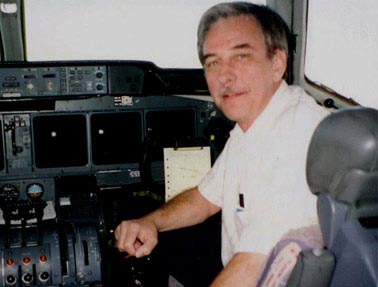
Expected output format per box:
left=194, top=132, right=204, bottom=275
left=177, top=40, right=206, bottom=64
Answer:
left=0, top=184, right=20, bottom=202
left=26, top=183, right=44, bottom=199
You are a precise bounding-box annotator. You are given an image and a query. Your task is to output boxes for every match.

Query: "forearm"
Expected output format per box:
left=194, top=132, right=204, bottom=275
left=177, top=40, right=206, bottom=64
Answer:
left=144, top=186, right=220, bottom=232
left=210, top=252, right=267, bottom=287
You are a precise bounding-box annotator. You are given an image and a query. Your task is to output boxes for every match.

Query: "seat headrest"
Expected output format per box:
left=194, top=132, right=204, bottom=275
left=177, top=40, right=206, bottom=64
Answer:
left=306, top=107, right=378, bottom=208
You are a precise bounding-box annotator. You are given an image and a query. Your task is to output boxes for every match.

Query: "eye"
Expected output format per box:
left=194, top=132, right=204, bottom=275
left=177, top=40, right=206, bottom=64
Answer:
left=237, top=53, right=248, bottom=60
left=205, top=59, right=219, bottom=69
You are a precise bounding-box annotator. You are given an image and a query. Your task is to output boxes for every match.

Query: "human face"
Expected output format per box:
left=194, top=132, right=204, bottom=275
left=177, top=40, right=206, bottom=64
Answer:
left=203, top=15, right=286, bottom=132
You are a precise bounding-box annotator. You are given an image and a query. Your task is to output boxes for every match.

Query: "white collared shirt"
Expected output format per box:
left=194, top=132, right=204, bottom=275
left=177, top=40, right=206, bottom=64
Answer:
left=198, top=81, right=330, bottom=265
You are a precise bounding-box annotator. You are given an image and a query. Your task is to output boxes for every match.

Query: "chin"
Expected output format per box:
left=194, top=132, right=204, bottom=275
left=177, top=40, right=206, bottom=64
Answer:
left=223, top=111, right=241, bottom=123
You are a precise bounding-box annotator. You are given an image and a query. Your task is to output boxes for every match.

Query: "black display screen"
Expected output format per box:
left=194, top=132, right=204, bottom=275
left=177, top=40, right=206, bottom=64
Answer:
left=33, top=114, right=88, bottom=168
left=145, top=109, right=196, bottom=161
left=91, top=112, right=143, bottom=165
left=146, top=109, right=196, bottom=139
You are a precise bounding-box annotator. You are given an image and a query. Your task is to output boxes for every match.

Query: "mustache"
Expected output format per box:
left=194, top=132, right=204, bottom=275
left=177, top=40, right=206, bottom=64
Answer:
left=217, top=87, right=246, bottom=98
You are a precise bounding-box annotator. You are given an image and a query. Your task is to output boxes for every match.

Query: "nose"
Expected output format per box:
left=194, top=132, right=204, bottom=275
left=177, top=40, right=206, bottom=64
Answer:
left=218, top=62, right=236, bottom=86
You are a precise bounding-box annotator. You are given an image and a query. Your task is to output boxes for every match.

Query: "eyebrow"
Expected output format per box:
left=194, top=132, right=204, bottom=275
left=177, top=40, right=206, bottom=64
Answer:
left=233, top=43, right=254, bottom=50
left=203, top=43, right=255, bottom=62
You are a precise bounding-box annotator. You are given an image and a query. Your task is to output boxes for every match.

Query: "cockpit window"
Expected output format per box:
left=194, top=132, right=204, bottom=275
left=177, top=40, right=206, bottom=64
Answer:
left=24, top=0, right=265, bottom=69
left=305, top=0, right=378, bottom=108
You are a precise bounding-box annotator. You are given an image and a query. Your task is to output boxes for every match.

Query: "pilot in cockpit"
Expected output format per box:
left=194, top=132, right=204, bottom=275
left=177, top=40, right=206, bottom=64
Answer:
left=115, top=2, right=330, bottom=286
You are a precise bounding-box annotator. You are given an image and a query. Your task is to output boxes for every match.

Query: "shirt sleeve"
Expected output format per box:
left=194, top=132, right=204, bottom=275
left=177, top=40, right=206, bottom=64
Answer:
left=236, top=224, right=283, bottom=255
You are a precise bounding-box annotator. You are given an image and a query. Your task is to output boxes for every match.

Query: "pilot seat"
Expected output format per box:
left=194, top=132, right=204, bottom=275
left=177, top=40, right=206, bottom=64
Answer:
left=258, top=106, right=378, bottom=287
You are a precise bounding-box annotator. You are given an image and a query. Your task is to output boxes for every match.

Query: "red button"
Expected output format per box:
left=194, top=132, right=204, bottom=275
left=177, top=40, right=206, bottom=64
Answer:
left=23, top=257, right=31, bottom=265
left=40, top=255, right=47, bottom=263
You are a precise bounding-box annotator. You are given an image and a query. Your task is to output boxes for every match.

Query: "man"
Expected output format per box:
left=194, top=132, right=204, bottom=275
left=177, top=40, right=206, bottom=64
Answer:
left=115, top=2, right=330, bottom=286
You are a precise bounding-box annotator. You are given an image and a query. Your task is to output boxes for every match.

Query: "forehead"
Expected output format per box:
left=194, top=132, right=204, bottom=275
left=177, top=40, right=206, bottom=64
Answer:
left=203, top=15, right=264, bottom=53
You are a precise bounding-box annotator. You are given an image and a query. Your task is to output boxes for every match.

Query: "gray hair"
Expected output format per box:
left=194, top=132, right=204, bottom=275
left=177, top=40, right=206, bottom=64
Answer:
left=197, top=2, right=291, bottom=67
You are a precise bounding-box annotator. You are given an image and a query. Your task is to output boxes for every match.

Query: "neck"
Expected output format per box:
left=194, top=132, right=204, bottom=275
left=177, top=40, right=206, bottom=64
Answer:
left=238, top=80, right=283, bottom=132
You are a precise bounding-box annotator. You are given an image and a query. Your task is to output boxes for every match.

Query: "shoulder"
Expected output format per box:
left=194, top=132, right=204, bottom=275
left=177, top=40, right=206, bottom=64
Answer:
left=281, top=84, right=330, bottom=128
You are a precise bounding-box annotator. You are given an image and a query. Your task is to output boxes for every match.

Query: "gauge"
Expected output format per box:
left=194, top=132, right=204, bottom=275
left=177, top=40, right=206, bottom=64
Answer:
left=26, top=183, right=44, bottom=199
left=0, top=184, right=20, bottom=202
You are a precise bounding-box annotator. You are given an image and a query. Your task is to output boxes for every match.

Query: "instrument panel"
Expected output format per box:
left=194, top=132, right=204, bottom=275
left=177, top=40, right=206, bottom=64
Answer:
left=0, top=60, right=231, bottom=287
left=0, top=65, right=107, bottom=98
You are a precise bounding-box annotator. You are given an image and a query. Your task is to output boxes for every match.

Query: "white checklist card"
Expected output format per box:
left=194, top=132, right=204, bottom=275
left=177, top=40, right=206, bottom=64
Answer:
left=164, top=146, right=211, bottom=202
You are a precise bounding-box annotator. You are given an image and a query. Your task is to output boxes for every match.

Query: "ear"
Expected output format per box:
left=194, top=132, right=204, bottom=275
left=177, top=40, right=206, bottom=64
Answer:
left=272, top=49, right=287, bottom=82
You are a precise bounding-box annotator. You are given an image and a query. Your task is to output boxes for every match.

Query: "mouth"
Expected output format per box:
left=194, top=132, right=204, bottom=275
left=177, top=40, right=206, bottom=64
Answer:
left=222, top=91, right=245, bottom=100
left=215, top=87, right=247, bottom=104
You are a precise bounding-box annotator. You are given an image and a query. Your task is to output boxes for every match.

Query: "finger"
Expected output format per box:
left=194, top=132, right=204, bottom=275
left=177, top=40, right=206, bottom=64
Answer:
left=135, top=237, right=157, bottom=258
left=115, top=221, right=137, bottom=254
left=134, top=238, right=143, bottom=250
left=114, top=223, right=127, bottom=251
left=121, top=221, right=143, bottom=255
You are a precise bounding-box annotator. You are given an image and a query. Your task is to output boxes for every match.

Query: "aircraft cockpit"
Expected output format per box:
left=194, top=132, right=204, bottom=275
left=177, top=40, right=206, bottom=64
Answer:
left=0, top=1, right=376, bottom=287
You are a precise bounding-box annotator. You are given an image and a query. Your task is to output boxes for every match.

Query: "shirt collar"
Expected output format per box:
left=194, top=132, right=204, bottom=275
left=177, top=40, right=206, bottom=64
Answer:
left=230, top=80, right=289, bottom=138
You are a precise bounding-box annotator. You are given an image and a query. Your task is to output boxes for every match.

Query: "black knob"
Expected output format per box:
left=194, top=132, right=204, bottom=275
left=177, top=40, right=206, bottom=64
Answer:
left=324, top=98, right=338, bottom=109
left=39, top=271, right=50, bottom=282
left=6, top=275, right=17, bottom=284
left=22, top=273, right=33, bottom=283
